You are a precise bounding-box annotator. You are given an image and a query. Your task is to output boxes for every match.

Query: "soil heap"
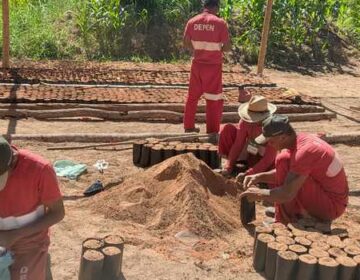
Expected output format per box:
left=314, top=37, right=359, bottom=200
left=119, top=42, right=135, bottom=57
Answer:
left=90, top=153, right=242, bottom=239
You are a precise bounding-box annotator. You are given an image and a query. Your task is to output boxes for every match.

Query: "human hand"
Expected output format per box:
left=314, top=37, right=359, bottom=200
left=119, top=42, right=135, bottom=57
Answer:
left=243, top=174, right=260, bottom=190
left=238, top=187, right=269, bottom=202
left=236, top=172, right=246, bottom=184
left=220, top=168, right=232, bottom=178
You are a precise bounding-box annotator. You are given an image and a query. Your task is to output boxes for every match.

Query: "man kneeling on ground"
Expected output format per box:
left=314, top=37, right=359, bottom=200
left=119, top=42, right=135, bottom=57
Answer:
left=239, top=115, right=348, bottom=224
left=0, top=137, right=65, bottom=280
left=218, top=95, right=277, bottom=180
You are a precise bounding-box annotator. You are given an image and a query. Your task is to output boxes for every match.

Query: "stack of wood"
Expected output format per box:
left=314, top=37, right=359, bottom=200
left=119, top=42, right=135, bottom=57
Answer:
left=133, top=139, right=221, bottom=169
left=79, top=235, right=124, bottom=280
left=253, top=219, right=360, bottom=280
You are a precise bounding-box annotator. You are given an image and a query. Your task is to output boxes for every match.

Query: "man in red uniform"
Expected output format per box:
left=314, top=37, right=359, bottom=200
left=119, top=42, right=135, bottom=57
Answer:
left=183, top=0, right=231, bottom=134
left=218, top=95, right=277, bottom=179
left=0, top=137, right=65, bottom=280
left=239, top=115, right=348, bottom=224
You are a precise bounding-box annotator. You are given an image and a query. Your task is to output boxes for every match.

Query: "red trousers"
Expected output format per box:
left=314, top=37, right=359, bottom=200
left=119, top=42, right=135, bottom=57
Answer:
left=274, top=151, right=348, bottom=224
left=183, top=61, right=223, bottom=133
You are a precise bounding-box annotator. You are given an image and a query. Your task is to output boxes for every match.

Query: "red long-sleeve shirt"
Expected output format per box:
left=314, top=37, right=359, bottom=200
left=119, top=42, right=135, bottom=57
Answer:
left=225, top=120, right=277, bottom=175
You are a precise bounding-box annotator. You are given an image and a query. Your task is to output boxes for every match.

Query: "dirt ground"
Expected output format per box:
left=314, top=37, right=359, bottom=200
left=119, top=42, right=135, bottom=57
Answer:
left=2, top=64, right=360, bottom=280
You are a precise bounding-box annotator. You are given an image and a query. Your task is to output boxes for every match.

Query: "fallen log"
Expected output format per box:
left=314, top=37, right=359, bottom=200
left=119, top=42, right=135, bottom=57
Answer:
left=7, top=131, right=360, bottom=145
left=8, top=132, right=206, bottom=143
left=220, top=111, right=336, bottom=123
left=0, top=102, right=326, bottom=114
left=0, top=108, right=335, bottom=123
left=47, top=133, right=207, bottom=150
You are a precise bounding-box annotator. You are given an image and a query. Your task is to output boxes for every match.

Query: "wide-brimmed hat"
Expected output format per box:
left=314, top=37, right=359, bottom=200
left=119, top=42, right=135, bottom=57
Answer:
left=238, top=95, right=277, bottom=123
left=0, top=137, right=12, bottom=191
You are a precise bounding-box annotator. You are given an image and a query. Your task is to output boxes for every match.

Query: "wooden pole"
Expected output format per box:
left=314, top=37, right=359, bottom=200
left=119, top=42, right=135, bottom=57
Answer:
left=2, top=0, right=10, bottom=68
left=257, top=0, right=274, bottom=76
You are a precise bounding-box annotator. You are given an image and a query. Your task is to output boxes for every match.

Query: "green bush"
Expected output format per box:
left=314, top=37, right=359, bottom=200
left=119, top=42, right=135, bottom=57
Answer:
left=0, top=0, right=359, bottom=64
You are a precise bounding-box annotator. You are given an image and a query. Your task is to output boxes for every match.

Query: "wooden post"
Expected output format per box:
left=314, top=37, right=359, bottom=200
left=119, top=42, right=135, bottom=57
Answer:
left=257, top=0, right=274, bottom=76
left=2, top=0, right=10, bottom=68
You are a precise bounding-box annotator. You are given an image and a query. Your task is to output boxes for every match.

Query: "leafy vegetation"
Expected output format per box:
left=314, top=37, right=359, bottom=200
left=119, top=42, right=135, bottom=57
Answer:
left=1, top=0, right=360, bottom=65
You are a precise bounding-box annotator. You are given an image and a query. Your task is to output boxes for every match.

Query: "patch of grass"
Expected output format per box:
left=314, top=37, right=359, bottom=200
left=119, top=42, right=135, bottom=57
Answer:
left=0, top=0, right=82, bottom=59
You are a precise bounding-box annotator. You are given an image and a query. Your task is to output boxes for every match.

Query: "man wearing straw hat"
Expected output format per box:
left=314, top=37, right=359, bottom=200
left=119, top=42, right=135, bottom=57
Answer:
left=0, top=136, right=64, bottom=280
left=239, top=115, right=349, bottom=224
left=183, top=0, right=231, bottom=134
left=218, top=95, right=277, bottom=180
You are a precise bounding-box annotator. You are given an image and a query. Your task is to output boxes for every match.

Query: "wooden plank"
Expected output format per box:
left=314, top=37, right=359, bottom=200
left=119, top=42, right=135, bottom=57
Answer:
left=257, top=0, right=274, bottom=75
left=0, top=108, right=334, bottom=123
left=2, top=0, right=10, bottom=68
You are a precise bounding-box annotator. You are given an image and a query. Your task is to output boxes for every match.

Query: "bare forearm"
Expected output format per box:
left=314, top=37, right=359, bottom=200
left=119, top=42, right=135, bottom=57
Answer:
left=13, top=201, right=65, bottom=241
left=256, top=169, right=277, bottom=184
left=18, top=212, right=63, bottom=238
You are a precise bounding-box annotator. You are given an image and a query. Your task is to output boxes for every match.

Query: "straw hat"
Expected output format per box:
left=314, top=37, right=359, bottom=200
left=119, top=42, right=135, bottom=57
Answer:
left=238, top=95, right=277, bottom=123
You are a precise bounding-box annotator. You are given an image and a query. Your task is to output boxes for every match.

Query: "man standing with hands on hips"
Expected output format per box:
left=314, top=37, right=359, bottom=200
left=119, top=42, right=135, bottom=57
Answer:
left=183, top=0, right=231, bottom=134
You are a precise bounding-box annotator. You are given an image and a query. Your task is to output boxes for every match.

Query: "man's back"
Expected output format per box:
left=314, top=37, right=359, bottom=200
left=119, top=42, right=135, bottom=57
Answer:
left=289, top=133, right=348, bottom=198
left=184, top=10, right=229, bottom=64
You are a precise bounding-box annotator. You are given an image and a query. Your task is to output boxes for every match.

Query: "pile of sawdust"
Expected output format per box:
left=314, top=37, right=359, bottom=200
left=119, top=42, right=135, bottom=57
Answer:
left=90, top=154, right=243, bottom=239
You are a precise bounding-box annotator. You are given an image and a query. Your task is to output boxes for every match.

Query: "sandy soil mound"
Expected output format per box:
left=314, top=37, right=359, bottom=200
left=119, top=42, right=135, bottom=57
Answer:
left=90, top=154, right=242, bottom=239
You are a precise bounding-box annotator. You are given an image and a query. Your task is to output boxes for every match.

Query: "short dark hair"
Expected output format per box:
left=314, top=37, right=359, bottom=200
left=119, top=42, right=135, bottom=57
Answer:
left=203, top=0, right=220, bottom=8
